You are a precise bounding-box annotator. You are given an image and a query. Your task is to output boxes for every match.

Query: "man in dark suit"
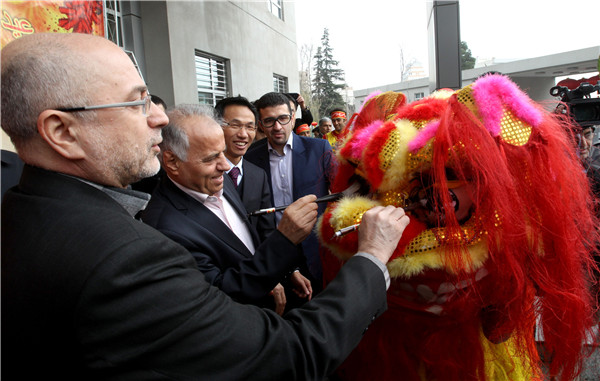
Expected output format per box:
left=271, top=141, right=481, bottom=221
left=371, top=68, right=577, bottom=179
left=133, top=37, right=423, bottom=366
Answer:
left=1, top=149, right=24, bottom=199
left=245, top=92, right=333, bottom=291
left=1, top=32, right=411, bottom=379
left=214, top=96, right=275, bottom=242
left=142, top=104, right=312, bottom=314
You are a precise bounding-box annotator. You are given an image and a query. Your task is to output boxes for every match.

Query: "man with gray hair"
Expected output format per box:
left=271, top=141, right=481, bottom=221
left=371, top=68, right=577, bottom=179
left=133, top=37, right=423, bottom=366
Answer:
left=2, top=32, right=410, bottom=380
left=142, top=104, right=313, bottom=314
left=314, top=116, right=333, bottom=139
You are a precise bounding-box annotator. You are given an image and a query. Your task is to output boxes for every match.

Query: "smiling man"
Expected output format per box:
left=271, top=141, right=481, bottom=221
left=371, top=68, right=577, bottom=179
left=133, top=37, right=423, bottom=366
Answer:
left=215, top=96, right=275, bottom=242
left=142, top=104, right=314, bottom=314
left=245, top=92, right=333, bottom=292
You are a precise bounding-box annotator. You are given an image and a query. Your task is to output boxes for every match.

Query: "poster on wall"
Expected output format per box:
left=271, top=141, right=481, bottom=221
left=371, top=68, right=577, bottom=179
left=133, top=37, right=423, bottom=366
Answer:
left=1, top=1, right=104, bottom=48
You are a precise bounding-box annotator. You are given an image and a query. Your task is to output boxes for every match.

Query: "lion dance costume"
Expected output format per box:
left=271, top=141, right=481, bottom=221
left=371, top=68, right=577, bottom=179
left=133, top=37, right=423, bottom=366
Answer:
left=317, top=74, right=599, bottom=381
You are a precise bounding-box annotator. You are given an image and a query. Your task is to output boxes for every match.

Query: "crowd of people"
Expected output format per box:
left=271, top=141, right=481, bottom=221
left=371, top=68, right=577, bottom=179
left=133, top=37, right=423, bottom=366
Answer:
left=1, top=31, right=598, bottom=381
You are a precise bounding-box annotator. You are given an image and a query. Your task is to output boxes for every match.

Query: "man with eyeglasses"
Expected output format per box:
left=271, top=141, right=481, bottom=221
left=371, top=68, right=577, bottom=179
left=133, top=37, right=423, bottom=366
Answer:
left=245, top=92, right=334, bottom=293
left=215, top=96, right=275, bottom=242
left=143, top=103, right=313, bottom=314
left=2, top=33, right=411, bottom=380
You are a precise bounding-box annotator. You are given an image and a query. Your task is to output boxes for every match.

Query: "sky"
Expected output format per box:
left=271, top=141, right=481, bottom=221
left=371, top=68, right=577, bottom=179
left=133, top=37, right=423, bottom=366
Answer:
left=293, top=0, right=600, bottom=90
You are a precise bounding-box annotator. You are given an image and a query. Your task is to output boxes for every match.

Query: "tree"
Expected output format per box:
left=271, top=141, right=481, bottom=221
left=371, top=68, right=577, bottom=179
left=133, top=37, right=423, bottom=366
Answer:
left=299, top=44, right=320, bottom=117
left=312, top=28, right=345, bottom=116
left=399, top=46, right=417, bottom=82
left=461, top=41, right=476, bottom=70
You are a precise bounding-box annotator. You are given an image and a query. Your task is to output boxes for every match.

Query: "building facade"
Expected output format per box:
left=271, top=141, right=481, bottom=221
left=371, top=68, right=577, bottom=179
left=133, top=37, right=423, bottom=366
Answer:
left=353, top=46, right=600, bottom=109
left=124, top=0, right=299, bottom=107
left=1, top=0, right=300, bottom=151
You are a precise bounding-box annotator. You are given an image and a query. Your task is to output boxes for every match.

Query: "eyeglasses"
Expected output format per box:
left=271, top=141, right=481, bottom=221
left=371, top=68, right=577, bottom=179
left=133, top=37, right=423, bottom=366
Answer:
left=260, top=114, right=292, bottom=128
left=56, top=95, right=153, bottom=117
left=222, top=121, right=257, bottom=132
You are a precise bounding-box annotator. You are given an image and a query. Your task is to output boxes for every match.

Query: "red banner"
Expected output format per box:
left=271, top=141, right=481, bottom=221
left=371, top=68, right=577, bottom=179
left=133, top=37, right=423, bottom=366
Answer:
left=1, top=1, right=104, bottom=48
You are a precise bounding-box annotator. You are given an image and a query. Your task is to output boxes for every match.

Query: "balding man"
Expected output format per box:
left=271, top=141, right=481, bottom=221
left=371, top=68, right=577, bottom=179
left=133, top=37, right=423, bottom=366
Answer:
left=142, top=104, right=313, bottom=315
left=1, top=33, right=410, bottom=380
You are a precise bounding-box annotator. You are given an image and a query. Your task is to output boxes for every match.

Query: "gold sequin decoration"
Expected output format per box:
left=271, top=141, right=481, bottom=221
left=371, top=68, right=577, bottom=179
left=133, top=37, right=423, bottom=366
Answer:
left=456, top=84, right=531, bottom=146
left=407, top=141, right=434, bottom=173
left=403, top=216, right=485, bottom=257
left=455, top=85, right=480, bottom=119
left=500, top=109, right=531, bottom=146
left=378, top=190, right=408, bottom=207
left=379, top=127, right=401, bottom=170
left=373, top=92, right=406, bottom=121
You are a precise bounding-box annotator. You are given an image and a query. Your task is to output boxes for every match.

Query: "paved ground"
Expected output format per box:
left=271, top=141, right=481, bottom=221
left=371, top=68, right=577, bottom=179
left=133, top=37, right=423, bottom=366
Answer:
left=580, top=344, right=600, bottom=381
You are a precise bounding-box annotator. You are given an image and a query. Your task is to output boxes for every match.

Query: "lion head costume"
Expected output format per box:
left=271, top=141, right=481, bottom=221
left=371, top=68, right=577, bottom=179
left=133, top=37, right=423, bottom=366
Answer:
left=317, top=74, right=599, bottom=381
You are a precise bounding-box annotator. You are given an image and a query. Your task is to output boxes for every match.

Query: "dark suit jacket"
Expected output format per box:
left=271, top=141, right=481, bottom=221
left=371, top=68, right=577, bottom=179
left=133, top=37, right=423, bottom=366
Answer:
left=2, top=164, right=388, bottom=380
left=245, top=133, right=332, bottom=286
left=236, top=159, right=276, bottom=243
left=142, top=175, right=302, bottom=305
left=1, top=149, right=24, bottom=200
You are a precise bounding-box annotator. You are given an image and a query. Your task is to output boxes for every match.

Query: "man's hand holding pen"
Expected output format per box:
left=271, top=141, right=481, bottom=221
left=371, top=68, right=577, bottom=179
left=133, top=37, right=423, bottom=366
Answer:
left=357, top=206, right=411, bottom=265
left=276, top=195, right=318, bottom=244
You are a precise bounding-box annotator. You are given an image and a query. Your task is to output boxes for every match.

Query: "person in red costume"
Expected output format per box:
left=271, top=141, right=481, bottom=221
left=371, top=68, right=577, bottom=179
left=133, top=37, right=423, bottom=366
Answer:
left=317, top=74, right=599, bottom=381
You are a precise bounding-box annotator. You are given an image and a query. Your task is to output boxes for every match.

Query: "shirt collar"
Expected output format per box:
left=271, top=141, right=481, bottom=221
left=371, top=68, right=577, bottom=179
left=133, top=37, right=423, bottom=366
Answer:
left=74, top=177, right=151, bottom=217
left=168, top=175, right=224, bottom=204
left=225, top=157, right=243, bottom=175
left=267, top=133, right=294, bottom=154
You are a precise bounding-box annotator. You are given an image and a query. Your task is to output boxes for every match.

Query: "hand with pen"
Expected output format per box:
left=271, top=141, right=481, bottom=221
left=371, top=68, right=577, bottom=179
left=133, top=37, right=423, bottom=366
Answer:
left=356, top=206, right=411, bottom=265
left=276, top=194, right=319, bottom=245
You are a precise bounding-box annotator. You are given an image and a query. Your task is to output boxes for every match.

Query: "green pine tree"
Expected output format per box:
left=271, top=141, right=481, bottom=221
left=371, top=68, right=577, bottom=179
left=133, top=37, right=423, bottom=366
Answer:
left=461, top=41, right=476, bottom=70
left=312, top=28, right=346, bottom=116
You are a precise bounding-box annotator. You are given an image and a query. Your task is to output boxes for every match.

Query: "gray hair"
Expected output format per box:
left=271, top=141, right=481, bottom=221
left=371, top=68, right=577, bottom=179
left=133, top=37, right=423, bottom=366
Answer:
left=161, top=104, right=222, bottom=161
left=1, top=34, right=94, bottom=152
left=319, top=117, right=332, bottom=125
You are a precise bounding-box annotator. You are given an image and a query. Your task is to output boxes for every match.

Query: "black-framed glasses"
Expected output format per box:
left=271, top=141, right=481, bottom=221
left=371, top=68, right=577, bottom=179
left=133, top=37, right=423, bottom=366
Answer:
left=56, top=94, right=152, bottom=117
left=261, top=114, right=292, bottom=128
left=222, top=121, right=257, bottom=132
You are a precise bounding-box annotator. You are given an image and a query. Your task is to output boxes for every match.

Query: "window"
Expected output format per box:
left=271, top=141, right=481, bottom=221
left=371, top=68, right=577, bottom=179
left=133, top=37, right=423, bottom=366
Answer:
left=195, top=51, right=229, bottom=105
left=273, top=74, right=288, bottom=93
left=105, top=0, right=123, bottom=47
left=414, top=92, right=425, bottom=101
left=268, top=0, right=283, bottom=20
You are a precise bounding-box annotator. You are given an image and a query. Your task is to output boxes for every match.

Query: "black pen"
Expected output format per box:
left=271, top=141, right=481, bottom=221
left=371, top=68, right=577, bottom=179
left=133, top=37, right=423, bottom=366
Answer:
left=248, top=182, right=361, bottom=217
left=248, top=192, right=345, bottom=217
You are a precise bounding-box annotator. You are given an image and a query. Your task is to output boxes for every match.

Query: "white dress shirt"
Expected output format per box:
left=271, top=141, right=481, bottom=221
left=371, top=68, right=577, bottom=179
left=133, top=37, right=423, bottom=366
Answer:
left=169, top=176, right=256, bottom=254
left=267, top=134, right=294, bottom=224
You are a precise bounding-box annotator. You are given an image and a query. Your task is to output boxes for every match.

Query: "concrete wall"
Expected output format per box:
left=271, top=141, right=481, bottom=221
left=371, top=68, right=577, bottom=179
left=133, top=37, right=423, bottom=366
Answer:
left=139, top=0, right=299, bottom=106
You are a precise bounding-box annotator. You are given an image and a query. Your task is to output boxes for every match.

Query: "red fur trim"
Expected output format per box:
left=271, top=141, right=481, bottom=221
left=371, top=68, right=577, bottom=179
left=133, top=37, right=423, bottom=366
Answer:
left=395, top=97, right=447, bottom=121
left=354, top=92, right=406, bottom=131
left=329, top=162, right=358, bottom=195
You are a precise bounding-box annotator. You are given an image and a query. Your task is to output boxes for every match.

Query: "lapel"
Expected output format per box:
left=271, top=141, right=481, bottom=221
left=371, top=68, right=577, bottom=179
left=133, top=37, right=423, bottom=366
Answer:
left=222, top=175, right=261, bottom=247
left=253, top=140, right=272, bottom=192
left=160, top=177, right=255, bottom=257
left=239, top=161, right=252, bottom=204
left=291, top=134, right=307, bottom=200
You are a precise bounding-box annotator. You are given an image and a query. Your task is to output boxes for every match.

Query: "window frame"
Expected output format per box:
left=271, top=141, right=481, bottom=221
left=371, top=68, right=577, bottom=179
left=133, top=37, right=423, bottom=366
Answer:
left=195, top=50, right=231, bottom=106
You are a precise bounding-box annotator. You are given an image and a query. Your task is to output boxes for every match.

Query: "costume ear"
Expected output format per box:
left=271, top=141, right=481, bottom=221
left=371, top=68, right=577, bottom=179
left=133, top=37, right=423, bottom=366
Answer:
left=161, top=150, right=180, bottom=173
left=37, top=110, right=86, bottom=160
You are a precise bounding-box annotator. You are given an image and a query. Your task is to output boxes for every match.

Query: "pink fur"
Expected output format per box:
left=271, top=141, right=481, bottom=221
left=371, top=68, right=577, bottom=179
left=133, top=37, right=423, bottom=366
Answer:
left=408, top=120, right=440, bottom=152
left=472, top=75, right=542, bottom=136
left=349, top=120, right=383, bottom=159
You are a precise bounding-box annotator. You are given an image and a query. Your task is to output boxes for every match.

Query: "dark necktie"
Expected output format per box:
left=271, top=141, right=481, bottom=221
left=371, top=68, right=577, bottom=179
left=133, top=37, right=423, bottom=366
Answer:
left=228, top=167, right=240, bottom=188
